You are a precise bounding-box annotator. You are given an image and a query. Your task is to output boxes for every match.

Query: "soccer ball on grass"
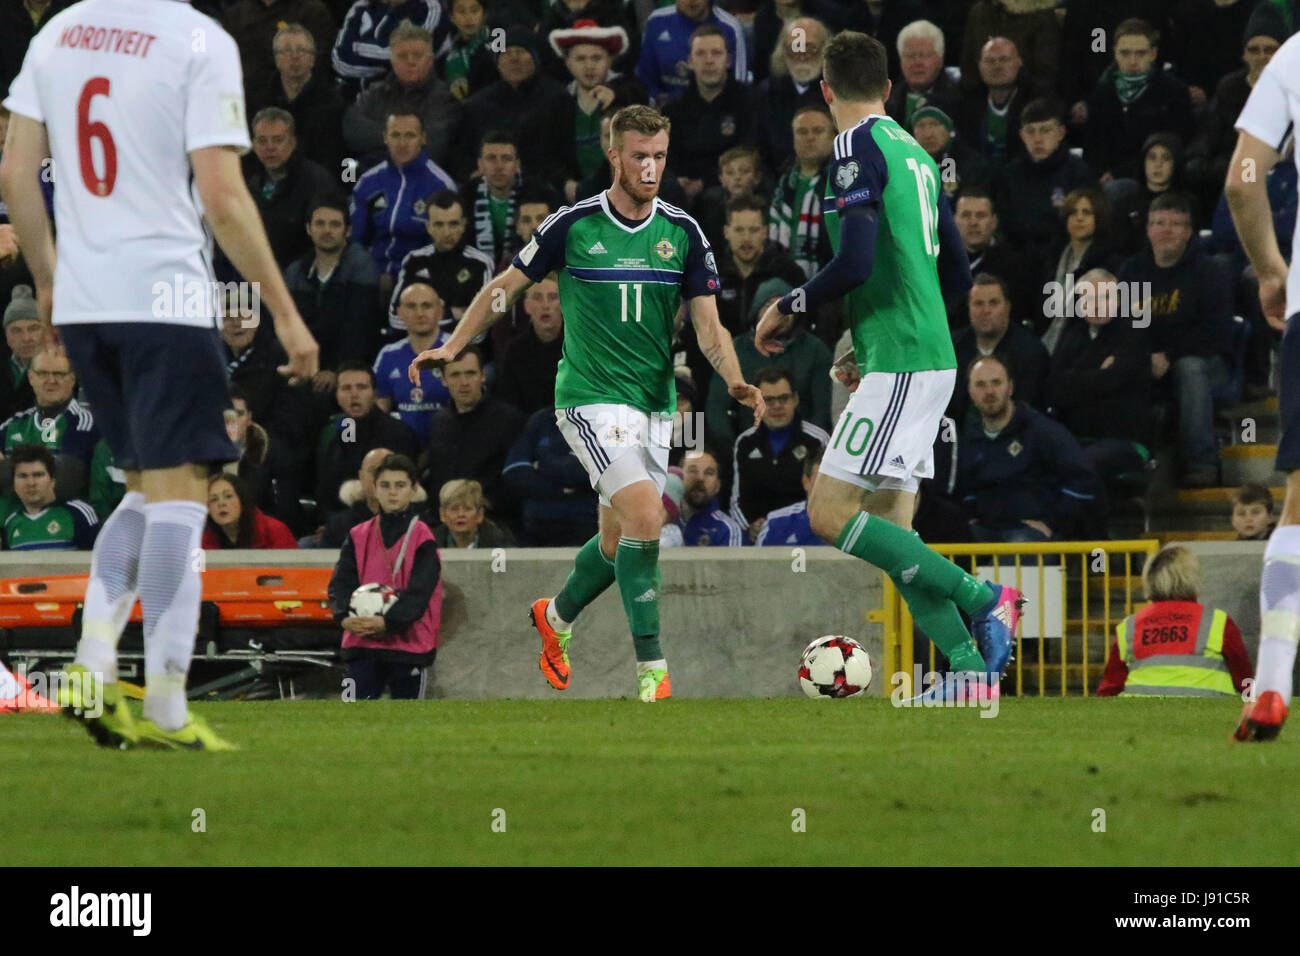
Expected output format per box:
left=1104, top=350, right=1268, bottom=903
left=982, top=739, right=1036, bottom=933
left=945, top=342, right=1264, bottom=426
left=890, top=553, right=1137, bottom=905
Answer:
left=798, top=635, right=873, bottom=698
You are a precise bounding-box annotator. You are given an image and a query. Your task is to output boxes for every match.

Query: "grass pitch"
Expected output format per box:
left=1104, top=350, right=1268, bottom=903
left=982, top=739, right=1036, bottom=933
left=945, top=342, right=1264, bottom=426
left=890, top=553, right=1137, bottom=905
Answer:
left=5, top=697, right=1297, bottom=866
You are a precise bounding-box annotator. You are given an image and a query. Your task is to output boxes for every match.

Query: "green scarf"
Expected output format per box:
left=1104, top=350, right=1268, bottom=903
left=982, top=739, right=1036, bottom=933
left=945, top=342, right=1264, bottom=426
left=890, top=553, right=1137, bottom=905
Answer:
left=1114, top=68, right=1152, bottom=106
left=444, top=28, right=488, bottom=100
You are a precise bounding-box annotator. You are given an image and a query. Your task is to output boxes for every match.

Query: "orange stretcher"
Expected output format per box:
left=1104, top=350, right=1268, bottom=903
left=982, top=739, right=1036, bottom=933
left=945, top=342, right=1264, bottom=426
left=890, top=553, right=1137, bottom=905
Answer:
left=0, top=568, right=335, bottom=627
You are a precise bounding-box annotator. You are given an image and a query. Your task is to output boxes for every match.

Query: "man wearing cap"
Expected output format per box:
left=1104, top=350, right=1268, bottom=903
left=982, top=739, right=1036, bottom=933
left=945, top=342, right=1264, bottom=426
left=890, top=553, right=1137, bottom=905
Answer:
left=910, top=104, right=990, bottom=207
left=635, top=0, right=747, bottom=103
left=343, top=20, right=463, bottom=168
left=885, top=19, right=960, bottom=131
left=531, top=19, right=647, bottom=203
left=664, top=24, right=754, bottom=203
left=1, top=284, right=42, bottom=422
left=456, top=30, right=566, bottom=180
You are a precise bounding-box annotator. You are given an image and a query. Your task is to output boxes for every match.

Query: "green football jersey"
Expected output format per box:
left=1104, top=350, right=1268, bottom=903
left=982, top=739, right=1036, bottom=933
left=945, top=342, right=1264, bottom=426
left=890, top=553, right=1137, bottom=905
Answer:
left=2, top=499, right=98, bottom=551
left=512, top=192, right=720, bottom=416
left=823, top=115, right=957, bottom=375
left=0, top=398, right=99, bottom=458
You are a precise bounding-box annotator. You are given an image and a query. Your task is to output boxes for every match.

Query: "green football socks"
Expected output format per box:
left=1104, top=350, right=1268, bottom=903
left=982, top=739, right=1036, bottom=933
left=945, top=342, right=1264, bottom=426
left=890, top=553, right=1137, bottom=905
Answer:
left=553, top=534, right=616, bottom=625
left=616, top=537, right=663, bottom=662
left=836, top=511, right=991, bottom=668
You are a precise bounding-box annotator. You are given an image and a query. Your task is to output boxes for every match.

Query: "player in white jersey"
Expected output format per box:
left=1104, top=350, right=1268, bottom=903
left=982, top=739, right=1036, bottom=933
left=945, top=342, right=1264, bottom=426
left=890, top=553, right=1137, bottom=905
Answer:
left=0, top=0, right=318, bottom=750
left=1225, top=32, right=1300, bottom=741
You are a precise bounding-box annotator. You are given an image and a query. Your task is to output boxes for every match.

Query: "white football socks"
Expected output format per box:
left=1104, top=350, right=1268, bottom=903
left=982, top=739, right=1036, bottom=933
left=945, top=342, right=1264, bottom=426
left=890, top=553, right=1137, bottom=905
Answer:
left=139, top=500, right=207, bottom=731
left=1257, top=524, right=1300, bottom=706
left=75, top=491, right=146, bottom=683
left=546, top=599, right=572, bottom=634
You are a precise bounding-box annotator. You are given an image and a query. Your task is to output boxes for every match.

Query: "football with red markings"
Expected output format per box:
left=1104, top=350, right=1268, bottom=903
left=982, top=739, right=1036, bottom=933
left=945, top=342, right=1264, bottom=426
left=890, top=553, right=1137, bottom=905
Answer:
left=798, top=635, right=873, bottom=698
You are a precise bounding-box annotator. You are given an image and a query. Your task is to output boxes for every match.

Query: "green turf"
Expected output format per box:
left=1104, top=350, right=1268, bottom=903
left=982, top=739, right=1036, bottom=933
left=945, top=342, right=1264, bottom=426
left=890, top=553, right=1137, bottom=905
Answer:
left=5, top=697, right=1297, bottom=865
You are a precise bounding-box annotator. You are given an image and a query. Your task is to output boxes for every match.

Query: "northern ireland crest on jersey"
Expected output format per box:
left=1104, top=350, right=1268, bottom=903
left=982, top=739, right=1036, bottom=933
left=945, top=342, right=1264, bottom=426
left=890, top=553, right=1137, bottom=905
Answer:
left=1007, top=440, right=1023, bottom=457
left=834, top=161, right=860, bottom=191
left=457, top=268, right=471, bottom=283
left=410, top=387, right=424, bottom=403
left=412, top=199, right=427, bottom=216
left=655, top=239, right=676, bottom=261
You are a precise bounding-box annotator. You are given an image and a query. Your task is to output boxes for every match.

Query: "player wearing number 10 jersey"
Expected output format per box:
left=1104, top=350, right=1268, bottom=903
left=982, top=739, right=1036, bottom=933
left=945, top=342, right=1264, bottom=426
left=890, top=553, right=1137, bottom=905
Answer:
left=412, top=106, right=764, bottom=702
left=755, top=32, right=1023, bottom=700
left=0, top=0, right=318, bottom=748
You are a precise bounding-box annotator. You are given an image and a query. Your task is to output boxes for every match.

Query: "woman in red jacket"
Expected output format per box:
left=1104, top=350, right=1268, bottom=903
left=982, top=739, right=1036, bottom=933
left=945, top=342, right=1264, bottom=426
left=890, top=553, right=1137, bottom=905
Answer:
left=202, top=474, right=297, bottom=550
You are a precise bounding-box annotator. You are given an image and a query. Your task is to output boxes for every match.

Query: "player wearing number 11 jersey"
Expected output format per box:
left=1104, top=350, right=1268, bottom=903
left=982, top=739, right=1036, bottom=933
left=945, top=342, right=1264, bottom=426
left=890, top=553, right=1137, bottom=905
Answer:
left=755, top=32, right=1023, bottom=699
left=0, top=0, right=318, bottom=748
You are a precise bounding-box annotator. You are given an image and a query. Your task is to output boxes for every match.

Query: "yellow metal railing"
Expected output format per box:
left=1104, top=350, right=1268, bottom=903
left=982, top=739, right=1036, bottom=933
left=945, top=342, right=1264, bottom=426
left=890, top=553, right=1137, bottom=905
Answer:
left=869, top=540, right=1160, bottom=696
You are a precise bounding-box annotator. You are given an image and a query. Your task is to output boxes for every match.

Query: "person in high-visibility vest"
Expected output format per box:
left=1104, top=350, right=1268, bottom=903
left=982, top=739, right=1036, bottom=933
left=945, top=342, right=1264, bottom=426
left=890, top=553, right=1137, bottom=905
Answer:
left=1097, top=545, right=1252, bottom=697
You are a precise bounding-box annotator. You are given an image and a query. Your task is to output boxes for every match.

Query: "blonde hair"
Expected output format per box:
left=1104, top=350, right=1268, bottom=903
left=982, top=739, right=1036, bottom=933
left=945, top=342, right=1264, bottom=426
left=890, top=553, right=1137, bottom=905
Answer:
left=610, top=105, right=671, bottom=149
left=1143, top=545, right=1200, bottom=602
left=439, top=478, right=484, bottom=510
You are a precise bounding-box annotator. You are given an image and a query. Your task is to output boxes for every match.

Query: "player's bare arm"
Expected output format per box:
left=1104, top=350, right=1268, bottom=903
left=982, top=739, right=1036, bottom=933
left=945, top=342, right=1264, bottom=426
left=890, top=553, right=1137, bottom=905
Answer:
left=408, top=266, right=532, bottom=384
left=0, top=113, right=57, bottom=327
left=191, top=145, right=319, bottom=383
left=690, top=294, right=766, bottom=426
left=1225, top=130, right=1288, bottom=329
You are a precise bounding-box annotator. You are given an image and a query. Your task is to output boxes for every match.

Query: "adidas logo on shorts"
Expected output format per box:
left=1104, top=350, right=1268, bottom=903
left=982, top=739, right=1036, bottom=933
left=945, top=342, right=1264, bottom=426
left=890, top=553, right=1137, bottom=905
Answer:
left=889, top=455, right=906, bottom=468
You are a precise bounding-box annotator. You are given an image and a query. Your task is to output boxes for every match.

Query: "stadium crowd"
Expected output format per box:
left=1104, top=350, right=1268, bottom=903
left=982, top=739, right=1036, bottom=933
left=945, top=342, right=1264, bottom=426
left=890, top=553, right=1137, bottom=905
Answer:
left=0, top=0, right=1292, bottom=551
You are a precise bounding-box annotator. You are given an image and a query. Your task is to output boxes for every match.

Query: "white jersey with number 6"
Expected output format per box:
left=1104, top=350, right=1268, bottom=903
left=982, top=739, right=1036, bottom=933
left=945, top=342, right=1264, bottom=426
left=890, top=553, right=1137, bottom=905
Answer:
left=1236, top=32, right=1300, bottom=317
left=2, top=0, right=250, bottom=327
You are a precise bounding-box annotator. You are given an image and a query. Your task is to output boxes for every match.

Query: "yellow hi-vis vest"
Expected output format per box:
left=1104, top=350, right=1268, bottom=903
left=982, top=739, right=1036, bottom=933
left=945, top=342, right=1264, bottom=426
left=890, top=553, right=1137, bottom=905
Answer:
left=1115, top=602, right=1236, bottom=697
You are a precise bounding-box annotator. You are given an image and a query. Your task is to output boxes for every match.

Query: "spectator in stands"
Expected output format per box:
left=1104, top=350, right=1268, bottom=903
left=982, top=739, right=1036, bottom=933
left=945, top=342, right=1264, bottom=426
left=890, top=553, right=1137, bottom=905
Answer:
left=755, top=445, right=821, bottom=546
left=431, top=478, right=516, bottom=547
left=960, top=0, right=1060, bottom=98
left=350, top=111, right=458, bottom=300
left=538, top=0, right=641, bottom=81
left=956, top=36, right=1032, bottom=164
left=0, top=348, right=97, bottom=501
left=958, top=355, right=1099, bottom=543
left=911, top=104, right=989, bottom=207
left=285, top=194, right=384, bottom=383
left=1039, top=188, right=1123, bottom=349
left=1097, top=545, right=1251, bottom=697
left=315, top=361, right=418, bottom=520
left=388, top=189, right=494, bottom=332
left=332, top=0, right=443, bottom=92
left=1046, top=268, right=1153, bottom=493
left=685, top=193, right=805, bottom=395
left=886, top=19, right=960, bottom=131
left=1166, top=0, right=1257, bottom=108
left=437, top=0, right=497, bottom=101
left=664, top=25, right=754, bottom=203
left=1085, top=18, right=1194, bottom=184
left=503, top=407, right=599, bottom=545
left=342, top=20, right=462, bottom=169
left=222, top=384, right=301, bottom=530
left=636, top=0, right=746, bottom=104
left=532, top=20, right=645, bottom=203
left=949, top=188, right=1036, bottom=330
left=949, top=273, right=1049, bottom=425
left=730, top=366, right=828, bottom=542
left=458, top=132, right=557, bottom=266
left=769, top=104, right=835, bottom=280
left=490, top=190, right=556, bottom=357
left=0, top=444, right=98, bottom=551
left=705, top=276, right=832, bottom=450
left=317, top=445, right=396, bottom=548
left=221, top=0, right=336, bottom=98
left=695, top=145, right=762, bottom=251
left=219, top=311, right=308, bottom=451
left=993, top=98, right=1096, bottom=252
left=330, top=453, right=443, bottom=700
left=246, top=24, right=345, bottom=173
left=1232, top=483, right=1276, bottom=541
left=375, top=282, right=452, bottom=443
left=202, top=474, right=298, bottom=549
left=677, top=447, right=743, bottom=545
left=1113, top=134, right=1191, bottom=254
left=1117, top=192, right=1234, bottom=488
left=420, top=347, right=526, bottom=518
left=495, top=274, right=564, bottom=416
left=751, top=17, right=828, bottom=178
left=750, top=0, right=807, bottom=85
left=238, top=108, right=335, bottom=269
left=457, top=32, right=566, bottom=178
left=1186, top=22, right=1283, bottom=211
left=1, top=285, right=42, bottom=422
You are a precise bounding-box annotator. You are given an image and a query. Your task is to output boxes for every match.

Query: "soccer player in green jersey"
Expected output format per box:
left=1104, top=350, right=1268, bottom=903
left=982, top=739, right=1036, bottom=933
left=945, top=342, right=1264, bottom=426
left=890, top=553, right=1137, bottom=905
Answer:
left=755, top=31, right=1023, bottom=700
left=412, top=105, right=764, bottom=701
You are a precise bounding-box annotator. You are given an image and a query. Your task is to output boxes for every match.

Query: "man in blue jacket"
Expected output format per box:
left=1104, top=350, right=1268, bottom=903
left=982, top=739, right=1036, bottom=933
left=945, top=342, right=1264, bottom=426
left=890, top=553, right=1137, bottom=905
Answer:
left=636, top=0, right=747, bottom=103
left=958, top=355, right=1100, bottom=542
left=678, top=448, right=743, bottom=546
left=502, top=407, right=598, bottom=546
